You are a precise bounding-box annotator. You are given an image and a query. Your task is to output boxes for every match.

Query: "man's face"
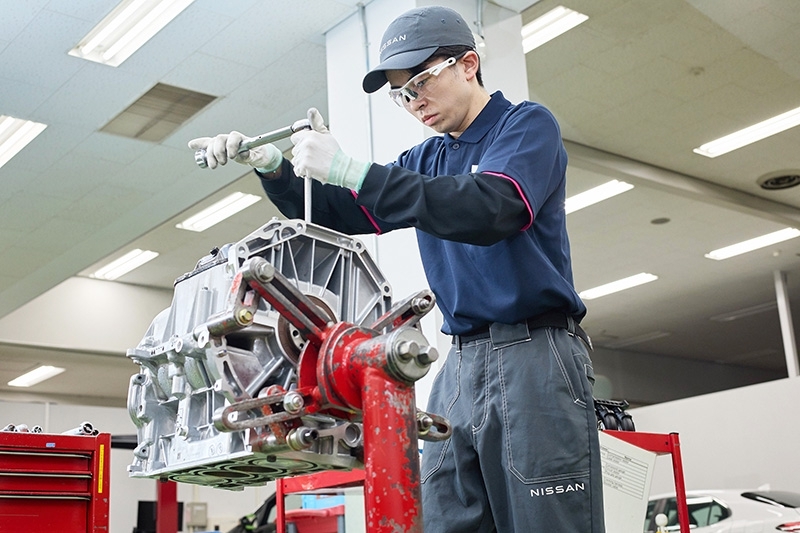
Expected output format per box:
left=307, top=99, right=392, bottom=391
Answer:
left=386, top=55, right=472, bottom=135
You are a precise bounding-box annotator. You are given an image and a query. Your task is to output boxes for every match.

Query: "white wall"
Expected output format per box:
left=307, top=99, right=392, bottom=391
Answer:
left=592, top=346, right=784, bottom=405
left=630, top=377, right=800, bottom=495
left=0, top=276, right=172, bottom=353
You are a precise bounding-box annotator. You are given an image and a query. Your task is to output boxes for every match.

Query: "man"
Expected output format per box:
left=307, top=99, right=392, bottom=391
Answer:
left=190, top=6, right=604, bottom=532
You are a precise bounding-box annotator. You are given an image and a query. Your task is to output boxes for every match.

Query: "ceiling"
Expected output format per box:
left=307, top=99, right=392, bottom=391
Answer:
left=2, top=0, right=800, bottom=406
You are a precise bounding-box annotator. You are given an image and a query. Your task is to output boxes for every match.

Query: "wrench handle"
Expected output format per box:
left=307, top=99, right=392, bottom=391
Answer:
left=195, top=119, right=311, bottom=169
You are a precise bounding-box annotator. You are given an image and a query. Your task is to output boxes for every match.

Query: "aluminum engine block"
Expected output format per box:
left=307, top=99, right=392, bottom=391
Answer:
left=126, top=218, right=391, bottom=489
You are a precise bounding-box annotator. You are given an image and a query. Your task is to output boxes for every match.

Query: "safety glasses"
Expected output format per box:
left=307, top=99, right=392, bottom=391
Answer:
left=388, top=53, right=465, bottom=108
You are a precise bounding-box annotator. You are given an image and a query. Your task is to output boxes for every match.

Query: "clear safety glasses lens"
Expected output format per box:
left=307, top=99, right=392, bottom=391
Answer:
left=388, top=56, right=458, bottom=108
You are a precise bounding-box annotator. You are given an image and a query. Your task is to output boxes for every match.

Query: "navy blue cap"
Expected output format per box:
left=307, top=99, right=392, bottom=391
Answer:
left=362, top=6, right=475, bottom=93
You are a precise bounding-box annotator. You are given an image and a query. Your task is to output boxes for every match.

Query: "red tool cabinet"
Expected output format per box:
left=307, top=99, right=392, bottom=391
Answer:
left=0, top=431, right=111, bottom=533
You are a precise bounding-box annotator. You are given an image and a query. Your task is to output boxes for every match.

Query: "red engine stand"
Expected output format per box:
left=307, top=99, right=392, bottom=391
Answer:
left=236, top=257, right=448, bottom=533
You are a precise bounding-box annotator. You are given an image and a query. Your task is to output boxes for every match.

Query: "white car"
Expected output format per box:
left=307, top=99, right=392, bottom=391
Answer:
left=644, top=489, right=800, bottom=532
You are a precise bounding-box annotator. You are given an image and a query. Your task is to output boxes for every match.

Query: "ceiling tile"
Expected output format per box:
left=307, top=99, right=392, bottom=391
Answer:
left=0, top=122, right=95, bottom=176
left=35, top=67, right=153, bottom=129
left=0, top=77, right=54, bottom=117
left=0, top=227, right=26, bottom=253
left=163, top=51, right=255, bottom=97
left=0, top=10, right=87, bottom=89
left=0, top=245, right=53, bottom=278
left=59, top=186, right=152, bottom=227
left=115, top=7, right=234, bottom=79
left=0, top=1, right=47, bottom=41
left=24, top=217, right=98, bottom=254
left=0, top=192, right=63, bottom=232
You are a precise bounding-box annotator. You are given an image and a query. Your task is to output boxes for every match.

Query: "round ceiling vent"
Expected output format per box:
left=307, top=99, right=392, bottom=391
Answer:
left=757, top=170, right=800, bottom=190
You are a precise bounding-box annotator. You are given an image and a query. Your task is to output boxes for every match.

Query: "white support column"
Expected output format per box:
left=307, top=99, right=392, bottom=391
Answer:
left=325, top=0, right=430, bottom=399
left=774, top=270, right=800, bottom=377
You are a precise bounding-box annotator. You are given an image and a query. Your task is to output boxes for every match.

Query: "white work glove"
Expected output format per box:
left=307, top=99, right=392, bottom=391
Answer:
left=188, top=131, right=283, bottom=172
left=290, top=108, right=370, bottom=191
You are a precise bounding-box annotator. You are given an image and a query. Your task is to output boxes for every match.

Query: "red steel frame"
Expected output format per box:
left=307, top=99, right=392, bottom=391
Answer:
left=0, top=431, right=111, bottom=533
left=240, top=261, right=436, bottom=533
left=275, top=470, right=366, bottom=533
left=289, top=322, right=426, bottom=532
left=604, top=430, right=690, bottom=533
left=156, top=479, right=179, bottom=533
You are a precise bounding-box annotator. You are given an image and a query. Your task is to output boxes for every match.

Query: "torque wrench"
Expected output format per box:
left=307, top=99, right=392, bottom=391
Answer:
left=194, top=119, right=311, bottom=169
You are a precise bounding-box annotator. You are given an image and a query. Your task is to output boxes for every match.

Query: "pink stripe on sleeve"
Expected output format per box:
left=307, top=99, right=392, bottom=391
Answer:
left=351, top=190, right=383, bottom=235
left=483, top=171, right=534, bottom=231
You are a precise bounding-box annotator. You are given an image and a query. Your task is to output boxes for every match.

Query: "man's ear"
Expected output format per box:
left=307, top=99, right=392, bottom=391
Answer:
left=461, top=50, right=481, bottom=81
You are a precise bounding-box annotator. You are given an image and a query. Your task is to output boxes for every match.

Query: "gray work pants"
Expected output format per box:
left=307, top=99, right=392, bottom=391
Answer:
left=421, top=321, right=605, bottom=532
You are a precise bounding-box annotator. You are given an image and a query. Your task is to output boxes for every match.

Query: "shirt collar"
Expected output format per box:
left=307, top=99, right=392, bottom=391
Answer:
left=445, top=91, right=511, bottom=144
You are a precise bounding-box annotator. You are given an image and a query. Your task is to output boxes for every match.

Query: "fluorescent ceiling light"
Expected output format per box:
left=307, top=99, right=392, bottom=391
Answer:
left=580, top=273, right=658, bottom=300
left=693, top=105, right=800, bottom=158
left=565, top=180, right=633, bottom=214
left=704, top=228, right=800, bottom=260
left=710, top=302, right=776, bottom=322
left=0, top=115, right=47, bottom=169
left=92, top=249, right=159, bottom=280
left=606, top=331, right=671, bottom=349
left=68, top=0, right=196, bottom=67
left=176, top=192, right=261, bottom=232
left=8, top=365, right=65, bottom=387
left=521, top=6, right=589, bottom=53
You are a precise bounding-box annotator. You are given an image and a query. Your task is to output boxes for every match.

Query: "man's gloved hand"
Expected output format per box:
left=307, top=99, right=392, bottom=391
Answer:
left=188, top=131, right=283, bottom=172
left=290, top=108, right=370, bottom=191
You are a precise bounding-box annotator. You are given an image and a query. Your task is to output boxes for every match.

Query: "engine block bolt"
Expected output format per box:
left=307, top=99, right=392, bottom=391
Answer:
left=286, top=427, right=319, bottom=451
left=236, top=308, right=254, bottom=324
left=283, top=391, right=305, bottom=414
left=254, top=261, right=275, bottom=282
left=417, top=346, right=439, bottom=365
left=417, top=413, right=434, bottom=434
left=411, top=297, right=432, bottom=313
left=396, top=340, right=420, bottom=361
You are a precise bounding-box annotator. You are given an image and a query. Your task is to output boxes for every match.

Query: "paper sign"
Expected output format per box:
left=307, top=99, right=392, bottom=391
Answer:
left=600, top=431, right=658, bottom=532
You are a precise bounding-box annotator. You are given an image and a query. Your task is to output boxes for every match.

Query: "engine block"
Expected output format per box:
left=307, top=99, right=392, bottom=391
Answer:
left=126, top=218, right=392, bottom=489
